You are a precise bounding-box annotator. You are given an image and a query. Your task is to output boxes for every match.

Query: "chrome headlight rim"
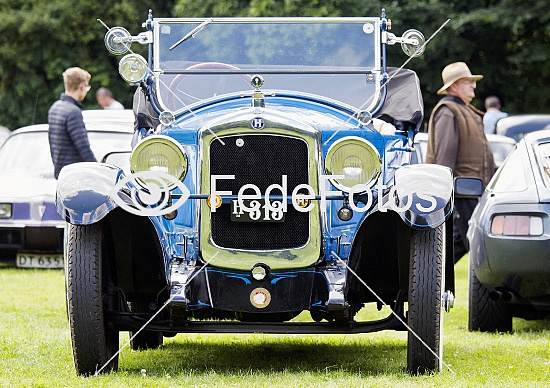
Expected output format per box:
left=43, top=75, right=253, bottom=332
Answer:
left=325, top=136, right=381, bottom=192
left=130, top=135, right=188, bottom=187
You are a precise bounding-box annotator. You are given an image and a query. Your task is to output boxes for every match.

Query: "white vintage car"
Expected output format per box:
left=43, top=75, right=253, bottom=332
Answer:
left=413, top=132, right=516, bottom=167
left=0, top=110, right=133, bottom=268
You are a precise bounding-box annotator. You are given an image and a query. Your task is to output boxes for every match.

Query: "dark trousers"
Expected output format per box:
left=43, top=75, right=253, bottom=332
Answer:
left=453, top=198, right=478, bottom=263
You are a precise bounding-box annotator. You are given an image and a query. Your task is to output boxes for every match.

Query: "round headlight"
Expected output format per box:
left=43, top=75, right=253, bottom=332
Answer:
left=130, top=136, right=188, bottom=185
left=325, top=137, right=381, bottom=191
left=119, top=54, right=148, bottom=84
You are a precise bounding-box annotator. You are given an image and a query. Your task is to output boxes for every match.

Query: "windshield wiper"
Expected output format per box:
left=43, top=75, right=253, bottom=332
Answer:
left=169, top=18, right=213, bottom=51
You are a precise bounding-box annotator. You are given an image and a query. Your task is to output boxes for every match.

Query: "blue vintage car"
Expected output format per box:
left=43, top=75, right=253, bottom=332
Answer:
left=58, top=12, right=456, bottom=375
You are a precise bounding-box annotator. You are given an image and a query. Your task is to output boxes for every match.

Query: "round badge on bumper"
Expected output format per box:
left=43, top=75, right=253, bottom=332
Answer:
left=250, top=288, right=271, bottom=308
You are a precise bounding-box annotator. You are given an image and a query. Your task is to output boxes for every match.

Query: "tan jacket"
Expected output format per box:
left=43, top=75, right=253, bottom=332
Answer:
left=426, top=96, right=495, bottom=187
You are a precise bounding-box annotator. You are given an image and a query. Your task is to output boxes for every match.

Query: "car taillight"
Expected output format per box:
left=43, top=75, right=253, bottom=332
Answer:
left=491, top=215, right=543, bottom=236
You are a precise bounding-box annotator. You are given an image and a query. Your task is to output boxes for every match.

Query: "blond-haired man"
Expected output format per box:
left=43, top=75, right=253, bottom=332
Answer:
left=48, top=67, right=96, bottom=179
left=426, top=62, right=496, bottom=263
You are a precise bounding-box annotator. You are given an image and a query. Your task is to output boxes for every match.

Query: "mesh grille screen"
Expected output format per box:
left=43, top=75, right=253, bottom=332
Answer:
left=209, top=134, right=310, bottom=250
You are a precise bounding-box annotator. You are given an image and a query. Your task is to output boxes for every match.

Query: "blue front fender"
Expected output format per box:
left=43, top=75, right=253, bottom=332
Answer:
left=392, top=164, right=453, bottom=229
left=56, top=162, right=125, bottom=225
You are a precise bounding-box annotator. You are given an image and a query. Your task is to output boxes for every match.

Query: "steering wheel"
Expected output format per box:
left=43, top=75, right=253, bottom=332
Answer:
left=167, top=62, right=252, bottom=109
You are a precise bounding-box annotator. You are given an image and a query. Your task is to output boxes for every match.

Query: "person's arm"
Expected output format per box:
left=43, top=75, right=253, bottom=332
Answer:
left=432, top=106, right=458, bottom=171
left=66, top=110, right=97, bottom=162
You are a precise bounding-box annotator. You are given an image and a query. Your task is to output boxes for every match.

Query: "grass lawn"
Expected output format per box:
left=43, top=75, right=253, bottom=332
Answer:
left=1, top=257, right=549, bottom=387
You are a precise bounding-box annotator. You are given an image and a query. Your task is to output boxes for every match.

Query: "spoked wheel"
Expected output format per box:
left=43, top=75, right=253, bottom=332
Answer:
left=129, top=300, right=163, bottom=350
left=66, top=223, right=119, bottom=375
left=468, top=262, right=512, bottom=332
left=407, top=224, right=445, bottom=374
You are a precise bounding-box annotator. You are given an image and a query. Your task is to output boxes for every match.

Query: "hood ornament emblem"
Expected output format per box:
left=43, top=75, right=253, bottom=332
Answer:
left=251, top=74, right=265, bottom=108
left=251, top=74, right=264, bottom=89
left=250, top=117, right=264, bottom=129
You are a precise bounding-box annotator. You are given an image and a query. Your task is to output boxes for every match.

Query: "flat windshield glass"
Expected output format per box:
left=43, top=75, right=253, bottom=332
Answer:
left=154, top=19, right=381, bottom=113
left=0, top=131, right=131, bottom=172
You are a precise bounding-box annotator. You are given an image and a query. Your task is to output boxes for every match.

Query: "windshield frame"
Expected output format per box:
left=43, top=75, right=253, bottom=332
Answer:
left=151, top=17, right=383, bottom=116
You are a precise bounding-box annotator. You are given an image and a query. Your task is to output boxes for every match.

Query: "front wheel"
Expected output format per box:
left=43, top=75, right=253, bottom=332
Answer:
left=67, top=223, right=119, bottom=375
left=407, top=224, right=445, bottom=374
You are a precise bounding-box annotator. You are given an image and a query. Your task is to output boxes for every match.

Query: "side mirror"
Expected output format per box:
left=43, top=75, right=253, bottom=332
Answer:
left=454, top=177, right=483, bottom=198
left=385, top=29, right=426, bottom=57
left=104, top=27, right=132, bottom=55
left=104, top=26, right=153, bottom=55
left=401, top=29, right=426, bottom=57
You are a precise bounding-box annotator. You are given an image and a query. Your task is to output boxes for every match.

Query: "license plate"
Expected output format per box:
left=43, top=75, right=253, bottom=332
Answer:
left=16, top=253, right=63, bottom=269
left=230, top=199, right=285, bottom=222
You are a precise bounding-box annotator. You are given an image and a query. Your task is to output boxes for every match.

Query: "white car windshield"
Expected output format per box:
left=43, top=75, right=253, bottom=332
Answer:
left=0, top=131, right=131, bottom=173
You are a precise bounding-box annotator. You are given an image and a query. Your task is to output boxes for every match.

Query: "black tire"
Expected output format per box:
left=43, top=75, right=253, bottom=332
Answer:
left=468, top=263, right=512, bottom=332
left=407, top=224, right=445, bottom=374
left=129, top=301, right=163, bottom=350
left=67, top=223, right=119, bottom=375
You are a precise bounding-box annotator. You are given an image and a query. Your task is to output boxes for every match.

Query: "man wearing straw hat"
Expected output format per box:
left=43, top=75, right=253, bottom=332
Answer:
left=426, top=61, right=496, bottom=263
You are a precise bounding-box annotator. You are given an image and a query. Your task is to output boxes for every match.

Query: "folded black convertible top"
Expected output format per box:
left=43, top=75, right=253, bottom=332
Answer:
left=376, top=67, right=424, bottom=132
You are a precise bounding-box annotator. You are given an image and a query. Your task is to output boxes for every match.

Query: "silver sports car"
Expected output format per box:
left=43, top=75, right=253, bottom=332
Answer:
left=467, top=129, right=550, bottom=331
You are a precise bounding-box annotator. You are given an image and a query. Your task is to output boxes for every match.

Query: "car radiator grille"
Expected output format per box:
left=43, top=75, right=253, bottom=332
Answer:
left=209, top=134, right=310, bottom=250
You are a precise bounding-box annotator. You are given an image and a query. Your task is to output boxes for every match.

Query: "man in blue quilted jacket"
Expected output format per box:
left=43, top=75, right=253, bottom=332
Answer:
left=48, top=67, right=96, bottom=179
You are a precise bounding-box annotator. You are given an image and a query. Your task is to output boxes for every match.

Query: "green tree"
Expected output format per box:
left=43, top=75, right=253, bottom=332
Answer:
left=1, top=0, right=549, bottom=130
left=172, top=0, right=550, bottom=120
left=0, top=1, right=173, bottom=130
left=453, top=0, right=550, bottom=114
